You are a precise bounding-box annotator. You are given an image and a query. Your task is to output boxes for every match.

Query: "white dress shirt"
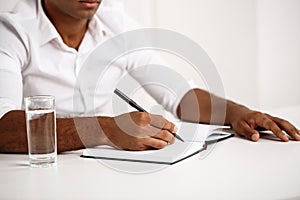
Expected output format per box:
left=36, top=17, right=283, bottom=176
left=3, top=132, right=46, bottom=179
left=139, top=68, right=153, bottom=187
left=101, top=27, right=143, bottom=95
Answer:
left=0, top=0, right=195, bottom=118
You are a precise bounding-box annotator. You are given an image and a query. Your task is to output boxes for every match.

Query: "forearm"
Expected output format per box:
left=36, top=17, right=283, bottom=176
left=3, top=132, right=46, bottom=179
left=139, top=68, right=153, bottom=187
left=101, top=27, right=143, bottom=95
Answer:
left=0, top=110, right=109, bottom=153
left=56, top=117, right=108, bottom=152
left=0, top=110, right=27, bottom=153
left=177, top=88, right=251, bottom=126
left=177, top=89, right=300, bottom=142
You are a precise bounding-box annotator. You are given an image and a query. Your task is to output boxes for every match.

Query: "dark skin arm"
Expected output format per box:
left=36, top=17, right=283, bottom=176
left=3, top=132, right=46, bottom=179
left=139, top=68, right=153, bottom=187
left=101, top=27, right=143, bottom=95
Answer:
left=0, top=110, right=176, bottom=153
left=1, top=88, right=299, bottom=154
left=0, top=110, right=103, bottom=153
left=177, top=88, right=300, bottom=142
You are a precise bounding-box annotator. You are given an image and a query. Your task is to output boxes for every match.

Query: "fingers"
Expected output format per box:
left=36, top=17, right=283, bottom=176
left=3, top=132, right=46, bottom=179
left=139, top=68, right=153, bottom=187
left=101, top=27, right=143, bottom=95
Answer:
left=113, top=112, right=176, bottom=150
left=233, top=111, right=300, bottom=142
left=136, top=125, right=175, bottom=143
left=142, top=129, right=177, bottom=149
left=107, top=129, right=172, bottom=151
left=132, top=112, right=177, bottom=140
left=128, top=112, right=177, bottom=133
left=266, top=114, right=300, bottom=141
left=136, top=114, right=176, bottom=149
left=253, top=114, right=289, bottom=142
left=148, top=114, right=178, bottom=133
left=125, top=138, right=169, bottom=151
left=141, top=137, right=169, bottom=150
left=122, top=133, right=172, bottom=151
left=234, top=120, right=260, bottom=141
left=152, top=130, right=175, bottom=144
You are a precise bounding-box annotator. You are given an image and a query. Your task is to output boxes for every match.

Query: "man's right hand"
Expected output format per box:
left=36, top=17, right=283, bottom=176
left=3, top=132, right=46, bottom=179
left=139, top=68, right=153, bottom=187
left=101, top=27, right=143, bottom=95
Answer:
left=99, top=111, right=177, bottom=151
left=0, top=111, right=177, bottom=153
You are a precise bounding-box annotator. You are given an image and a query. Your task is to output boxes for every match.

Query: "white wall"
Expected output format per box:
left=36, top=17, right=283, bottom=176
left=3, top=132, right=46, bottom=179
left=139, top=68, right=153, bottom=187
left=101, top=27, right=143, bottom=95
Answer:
left=257, top=0, right=300, bottom=109
left=123, top=0, right=300, bottom=111
left=123, top=0, right=258, bottom=108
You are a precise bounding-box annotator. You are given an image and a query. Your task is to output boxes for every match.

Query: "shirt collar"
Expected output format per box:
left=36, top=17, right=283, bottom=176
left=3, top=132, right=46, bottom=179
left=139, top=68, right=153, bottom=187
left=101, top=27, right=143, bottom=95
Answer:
left=37, top=0, right=60, bottom=46
left=87, top=14, right=105, bottom=44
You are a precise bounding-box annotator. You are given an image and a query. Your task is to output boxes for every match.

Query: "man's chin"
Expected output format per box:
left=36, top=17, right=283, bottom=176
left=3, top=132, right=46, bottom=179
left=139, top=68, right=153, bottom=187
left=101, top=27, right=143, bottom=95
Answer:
left=75, top=10, right=99, bottom=20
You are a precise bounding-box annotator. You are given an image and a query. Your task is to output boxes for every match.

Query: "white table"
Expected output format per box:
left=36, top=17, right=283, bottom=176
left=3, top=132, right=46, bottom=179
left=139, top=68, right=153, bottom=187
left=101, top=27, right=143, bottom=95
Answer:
left=1, top=106, right=300, bottom=200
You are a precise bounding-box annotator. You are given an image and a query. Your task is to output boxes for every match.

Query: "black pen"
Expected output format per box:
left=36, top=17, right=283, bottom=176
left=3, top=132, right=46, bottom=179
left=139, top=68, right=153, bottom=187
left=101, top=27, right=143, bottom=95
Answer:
left=114, top=88, right=184, bottom=142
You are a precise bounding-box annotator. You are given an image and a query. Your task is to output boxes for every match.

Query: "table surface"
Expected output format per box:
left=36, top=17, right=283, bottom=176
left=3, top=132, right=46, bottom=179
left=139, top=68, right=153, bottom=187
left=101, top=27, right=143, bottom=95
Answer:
left=1, top=106, right=300, bottom=200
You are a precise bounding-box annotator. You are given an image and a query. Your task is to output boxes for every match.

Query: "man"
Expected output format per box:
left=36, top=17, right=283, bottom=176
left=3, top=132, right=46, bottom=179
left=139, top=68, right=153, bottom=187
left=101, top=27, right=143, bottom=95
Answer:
left=0, top=0, right=299, bottom=153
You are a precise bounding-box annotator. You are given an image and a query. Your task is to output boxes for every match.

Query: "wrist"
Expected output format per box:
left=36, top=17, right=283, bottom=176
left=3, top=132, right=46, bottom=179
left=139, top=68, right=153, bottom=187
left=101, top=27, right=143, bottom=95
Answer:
left=96, top=116, right=116, bottom=147
left=225, top=101, right=251, bottom=125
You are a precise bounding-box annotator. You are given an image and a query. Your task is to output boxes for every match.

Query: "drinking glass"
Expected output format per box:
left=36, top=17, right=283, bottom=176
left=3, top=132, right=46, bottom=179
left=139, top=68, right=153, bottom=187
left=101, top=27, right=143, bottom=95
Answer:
left=24, top=95, right=57, bottom=167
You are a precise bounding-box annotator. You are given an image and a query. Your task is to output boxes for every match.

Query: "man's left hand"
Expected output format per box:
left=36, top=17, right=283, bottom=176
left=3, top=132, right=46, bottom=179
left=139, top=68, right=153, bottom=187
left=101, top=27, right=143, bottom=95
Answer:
left=230, top=110, right=300, bottom=142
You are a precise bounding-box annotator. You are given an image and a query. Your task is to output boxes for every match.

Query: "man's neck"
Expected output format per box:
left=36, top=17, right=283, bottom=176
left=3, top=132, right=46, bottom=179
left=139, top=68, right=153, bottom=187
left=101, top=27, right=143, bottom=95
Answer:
left=43, top=1, right=89, bottom=50
left=53, top=18, right=88, bottom=50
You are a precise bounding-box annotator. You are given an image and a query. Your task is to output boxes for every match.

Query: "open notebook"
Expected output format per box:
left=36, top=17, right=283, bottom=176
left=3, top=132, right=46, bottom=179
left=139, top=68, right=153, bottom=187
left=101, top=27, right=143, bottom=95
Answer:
left=81, top=122, right=234, bottom=165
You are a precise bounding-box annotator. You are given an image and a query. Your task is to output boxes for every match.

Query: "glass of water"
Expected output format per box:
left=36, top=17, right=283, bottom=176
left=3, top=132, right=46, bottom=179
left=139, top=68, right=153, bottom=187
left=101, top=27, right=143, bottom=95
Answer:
left=24, top=95, right=57, bottom=168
